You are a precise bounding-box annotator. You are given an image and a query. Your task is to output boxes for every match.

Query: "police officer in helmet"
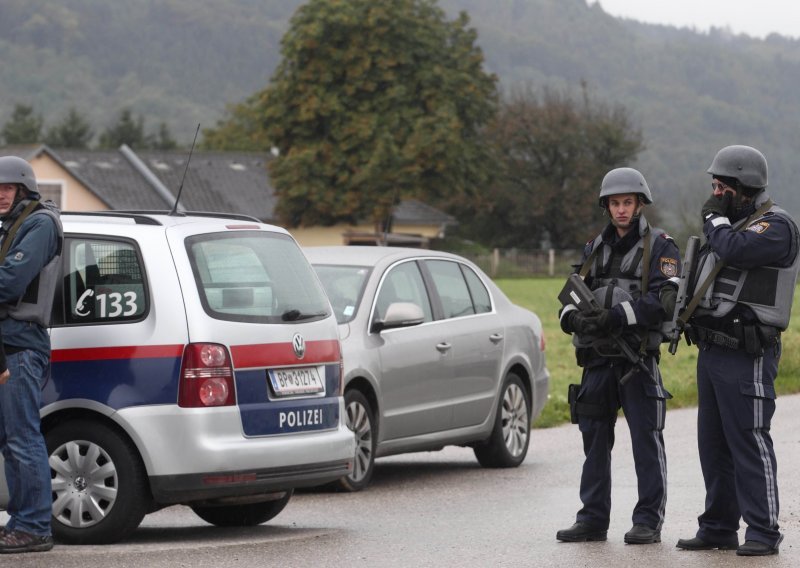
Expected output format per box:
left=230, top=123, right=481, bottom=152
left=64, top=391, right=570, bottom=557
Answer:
left=557, top=167, right=680, bottom=544
left=676, top=146, right=799, bottom=556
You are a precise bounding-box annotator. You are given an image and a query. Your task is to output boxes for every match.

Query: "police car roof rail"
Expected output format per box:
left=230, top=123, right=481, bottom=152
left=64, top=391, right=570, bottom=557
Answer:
left=116, top=210, right=262, bottom=223
left=61, top=210, right=263, bottom=224
left=60, top=211, right=163, bottom=225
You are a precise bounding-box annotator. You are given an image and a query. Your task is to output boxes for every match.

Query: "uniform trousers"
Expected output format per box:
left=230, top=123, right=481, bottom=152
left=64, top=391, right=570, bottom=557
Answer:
left=575, top=355, right=669, bottom=530
left=694, top=342, right=782, bottom=547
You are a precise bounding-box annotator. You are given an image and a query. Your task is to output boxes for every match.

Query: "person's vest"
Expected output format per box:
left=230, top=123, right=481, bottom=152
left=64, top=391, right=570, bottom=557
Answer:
left=692, top=203, right=800, bottom=330
left=0, top=200, right=64, bottom=327
left=573, top=217, right=666, bottom=353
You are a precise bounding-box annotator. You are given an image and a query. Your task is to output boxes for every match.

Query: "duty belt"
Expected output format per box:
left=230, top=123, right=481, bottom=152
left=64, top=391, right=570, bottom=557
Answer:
left=691, top=326, right=739, bottom=349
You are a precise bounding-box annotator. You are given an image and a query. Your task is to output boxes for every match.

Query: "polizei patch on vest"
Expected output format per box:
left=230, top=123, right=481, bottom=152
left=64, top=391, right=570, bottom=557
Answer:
left=660, top=257, right=678, bottom=277
left=747, top=221, right=770, bottom=234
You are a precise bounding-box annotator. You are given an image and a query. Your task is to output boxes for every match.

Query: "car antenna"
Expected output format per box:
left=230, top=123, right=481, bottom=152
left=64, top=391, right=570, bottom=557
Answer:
left=169, top=123, right=201, bottom=216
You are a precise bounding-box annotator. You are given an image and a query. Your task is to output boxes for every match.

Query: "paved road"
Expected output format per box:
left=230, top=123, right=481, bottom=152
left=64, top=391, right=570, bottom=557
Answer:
left=5, top=394, right=800, bottom=567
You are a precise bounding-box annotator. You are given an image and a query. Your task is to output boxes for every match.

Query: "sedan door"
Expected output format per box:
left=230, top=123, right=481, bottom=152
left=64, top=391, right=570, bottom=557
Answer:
left=422, top=259, right=505, bottom=430
left=371, top=260, right=455, bottom=440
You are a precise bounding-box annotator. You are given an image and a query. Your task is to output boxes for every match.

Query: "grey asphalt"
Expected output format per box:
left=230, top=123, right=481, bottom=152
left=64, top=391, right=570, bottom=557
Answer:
left=5, top=393, right=800, bottom=567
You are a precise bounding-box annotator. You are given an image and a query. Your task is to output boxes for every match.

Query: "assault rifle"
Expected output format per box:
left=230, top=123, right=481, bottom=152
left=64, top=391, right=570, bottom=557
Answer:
left=558, top=273, right=653, bottom=385
left=667, top=236, right=701, bottom=355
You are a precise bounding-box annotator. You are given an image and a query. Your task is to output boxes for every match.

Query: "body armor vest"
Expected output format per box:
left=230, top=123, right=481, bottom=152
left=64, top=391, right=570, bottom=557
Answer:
left=573, top=218, right=666, bottom=353
left=692, top=203, right=800, bottom=330
left=0, top=201, right=64, bottom=327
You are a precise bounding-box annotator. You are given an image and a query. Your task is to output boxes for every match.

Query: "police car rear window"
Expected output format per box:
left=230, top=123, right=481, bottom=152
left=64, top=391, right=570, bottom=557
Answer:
left=186, top=232, right=330, bottom=324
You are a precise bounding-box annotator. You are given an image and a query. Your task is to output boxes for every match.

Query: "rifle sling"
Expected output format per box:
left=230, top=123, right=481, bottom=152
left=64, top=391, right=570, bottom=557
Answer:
left=0, top=200, right=39, bottom=263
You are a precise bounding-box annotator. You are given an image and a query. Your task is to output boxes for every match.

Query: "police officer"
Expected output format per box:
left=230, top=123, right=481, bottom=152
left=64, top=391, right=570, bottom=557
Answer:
left=0, top=156, right=63, bottom=554
left=556, top=167, right=679, bottom=545
left=676, top=145, right=799, bottom=556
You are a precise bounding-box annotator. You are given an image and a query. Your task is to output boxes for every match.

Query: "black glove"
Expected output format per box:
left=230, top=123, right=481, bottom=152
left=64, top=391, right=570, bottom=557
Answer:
left=565, top=311, right=602, bottom=335
left=586, top=308, right=621, bottom=333
left=701, top=192, right=733, bottom=222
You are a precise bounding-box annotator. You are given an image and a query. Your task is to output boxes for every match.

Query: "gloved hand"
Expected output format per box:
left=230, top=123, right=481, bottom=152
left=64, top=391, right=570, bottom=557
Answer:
left=586, top=308, right=621, bottom=333
left=701, top=192, right=733, bottom=222
left=563, top=311, right=603, bottom=335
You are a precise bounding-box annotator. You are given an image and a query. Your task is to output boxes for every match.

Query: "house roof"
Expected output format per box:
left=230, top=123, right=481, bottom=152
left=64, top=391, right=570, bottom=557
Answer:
left=1, top=145, right=455, bottom=227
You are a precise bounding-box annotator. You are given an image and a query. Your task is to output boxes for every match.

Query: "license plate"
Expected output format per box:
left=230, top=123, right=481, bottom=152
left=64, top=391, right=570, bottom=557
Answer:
left=268, top=366, right=324, bottom=396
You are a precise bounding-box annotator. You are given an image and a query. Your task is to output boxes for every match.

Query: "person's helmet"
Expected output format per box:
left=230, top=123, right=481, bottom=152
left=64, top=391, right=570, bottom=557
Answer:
left=598, top=167, right=652, bottom=207
left=0, top=155, right=37, bottom=195
left=707, top=145, right=767, bottom=189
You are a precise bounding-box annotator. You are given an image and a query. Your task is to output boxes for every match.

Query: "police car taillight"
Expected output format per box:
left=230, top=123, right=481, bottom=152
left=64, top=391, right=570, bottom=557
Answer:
left=178, top=343, right=235, bottom=407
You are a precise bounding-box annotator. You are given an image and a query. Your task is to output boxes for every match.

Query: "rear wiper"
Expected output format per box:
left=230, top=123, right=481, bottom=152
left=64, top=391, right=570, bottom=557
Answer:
left=281, top=309, right=328, bottom=321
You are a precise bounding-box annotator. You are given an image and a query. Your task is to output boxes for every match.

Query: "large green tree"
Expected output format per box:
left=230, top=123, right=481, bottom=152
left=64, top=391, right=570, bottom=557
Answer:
left=456, top=84, right=644, bottom=249
left=251, top=0, right=498, bottom=227
left=1, top=103, right=43, bottom=144
left=44, top=107, right=93, bottom=148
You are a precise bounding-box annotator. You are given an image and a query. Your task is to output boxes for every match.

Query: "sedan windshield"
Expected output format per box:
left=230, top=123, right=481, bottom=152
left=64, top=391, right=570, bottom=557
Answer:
left=312, top=264, right=371, bottom=324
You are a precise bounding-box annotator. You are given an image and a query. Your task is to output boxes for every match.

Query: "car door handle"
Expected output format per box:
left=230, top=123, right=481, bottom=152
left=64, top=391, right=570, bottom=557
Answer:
left=489, top=333, right=504, bottom=344
left=436, top=342, right=452, bottom=353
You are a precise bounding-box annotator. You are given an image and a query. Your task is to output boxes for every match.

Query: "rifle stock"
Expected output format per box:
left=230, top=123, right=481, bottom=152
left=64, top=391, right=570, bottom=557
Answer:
left=667, top=236, right=700, bottom=355
left=558, top=274, right=653, bottom=385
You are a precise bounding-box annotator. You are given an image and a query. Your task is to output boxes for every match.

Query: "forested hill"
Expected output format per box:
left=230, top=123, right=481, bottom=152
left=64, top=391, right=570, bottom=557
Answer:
left=2, top=0, right=800, bottom=220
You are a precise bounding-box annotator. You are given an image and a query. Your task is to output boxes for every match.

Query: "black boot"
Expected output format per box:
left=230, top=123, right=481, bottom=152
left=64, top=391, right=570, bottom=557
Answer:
left=624, top=524, right=661, bottom=544
left=676, top=536, right=738, bottom=550
left=556, top=522, right=607, bottom=542
left=737, top=540, right=780, bottom=556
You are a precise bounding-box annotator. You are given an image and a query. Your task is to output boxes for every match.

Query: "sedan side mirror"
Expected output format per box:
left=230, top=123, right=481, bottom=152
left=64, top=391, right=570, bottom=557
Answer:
left=372, top=302, right=425, bottom=333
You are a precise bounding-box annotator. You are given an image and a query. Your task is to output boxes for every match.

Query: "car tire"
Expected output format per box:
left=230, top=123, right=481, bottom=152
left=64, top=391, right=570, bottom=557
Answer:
left=473, top=372, right=531, bottom=468
left=335, top=389, right=376, bottom=492
left=47, top=420, right=150, bottom=544
left=191, top=491, right=292, bottom=526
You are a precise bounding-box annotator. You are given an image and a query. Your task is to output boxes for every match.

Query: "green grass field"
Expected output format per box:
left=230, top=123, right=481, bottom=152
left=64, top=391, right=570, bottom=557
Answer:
left=496, top=278, right=800, bottom=428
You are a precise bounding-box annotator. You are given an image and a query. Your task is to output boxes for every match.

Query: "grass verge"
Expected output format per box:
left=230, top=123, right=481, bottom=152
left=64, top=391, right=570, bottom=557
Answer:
left=497, top=278, right=800, bottom=428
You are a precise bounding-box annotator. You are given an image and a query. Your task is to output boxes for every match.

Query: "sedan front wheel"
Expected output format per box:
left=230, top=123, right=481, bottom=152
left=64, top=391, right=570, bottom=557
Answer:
left=335, top=389, right=376, bottom=492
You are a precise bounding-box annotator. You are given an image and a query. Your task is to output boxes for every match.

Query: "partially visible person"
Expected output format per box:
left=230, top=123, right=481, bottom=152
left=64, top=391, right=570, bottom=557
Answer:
left=0, top=155, right=63, bottom=554
left=677, top=145, right=799, bottom=557
left=556, top=167, right=679, bottom=545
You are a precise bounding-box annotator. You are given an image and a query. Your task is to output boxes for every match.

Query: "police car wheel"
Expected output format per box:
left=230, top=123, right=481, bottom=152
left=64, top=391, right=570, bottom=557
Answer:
left=191, top=491, right=293, bottom=526
left=46, top=420, right=150, bottom=544
left=334, top=389, right=375, bottom=492
left=473, top=372, right=531, bottom=468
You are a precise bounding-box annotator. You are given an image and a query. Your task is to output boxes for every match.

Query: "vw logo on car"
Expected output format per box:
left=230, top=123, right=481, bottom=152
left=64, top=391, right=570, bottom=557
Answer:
left=292, top=333, right=306, bottom=359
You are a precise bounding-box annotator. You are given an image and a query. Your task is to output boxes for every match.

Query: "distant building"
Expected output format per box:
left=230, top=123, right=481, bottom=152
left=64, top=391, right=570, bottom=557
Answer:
left=1, top=145, right=455, bottom=247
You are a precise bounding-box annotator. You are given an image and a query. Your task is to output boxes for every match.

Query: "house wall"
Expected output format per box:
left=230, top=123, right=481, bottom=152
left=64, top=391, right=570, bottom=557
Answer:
left=30, top=155, right=108, bottom=211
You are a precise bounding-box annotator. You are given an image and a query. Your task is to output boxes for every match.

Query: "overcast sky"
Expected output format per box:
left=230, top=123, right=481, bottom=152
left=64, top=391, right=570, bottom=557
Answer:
left=588, top=0, right=800, bottom=39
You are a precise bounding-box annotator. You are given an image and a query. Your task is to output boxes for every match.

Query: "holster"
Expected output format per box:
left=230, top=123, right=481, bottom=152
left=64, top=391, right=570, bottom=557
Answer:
left=568, top=384, right=580, bottom=424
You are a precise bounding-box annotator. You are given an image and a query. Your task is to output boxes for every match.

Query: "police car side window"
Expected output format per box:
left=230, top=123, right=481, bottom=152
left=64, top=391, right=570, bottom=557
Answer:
left=63, top=238, right=147, bottom=325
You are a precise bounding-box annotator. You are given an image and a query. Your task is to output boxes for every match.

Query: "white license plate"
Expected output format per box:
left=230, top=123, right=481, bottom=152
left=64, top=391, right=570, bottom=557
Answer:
left=268, top=366, right=325, bottom=396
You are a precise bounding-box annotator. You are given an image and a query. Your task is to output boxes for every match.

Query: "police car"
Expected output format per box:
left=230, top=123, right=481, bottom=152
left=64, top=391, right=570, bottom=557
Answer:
left=0, top=211, right=354, bottom=544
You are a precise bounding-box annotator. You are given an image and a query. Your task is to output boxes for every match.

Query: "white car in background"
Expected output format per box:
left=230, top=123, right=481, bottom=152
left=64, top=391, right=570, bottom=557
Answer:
left=305, top=246, right=549, bottom=491
left=0, top=211, right=354, bottom=544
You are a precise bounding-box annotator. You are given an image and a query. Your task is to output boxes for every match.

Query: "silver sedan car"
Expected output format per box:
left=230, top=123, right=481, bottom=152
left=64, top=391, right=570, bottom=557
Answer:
left=305, top=246, right=549, bottom=491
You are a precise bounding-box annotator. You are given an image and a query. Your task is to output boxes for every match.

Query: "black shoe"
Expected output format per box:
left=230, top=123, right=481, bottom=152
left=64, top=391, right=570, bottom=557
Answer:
left=737, top=540, right=779, bottom=556
left=0, top=530, right=54, bottom=554
left=676, top=536, right=738, bottom=551
left=624, top=524, right=661, bottom=544
left=556, top=522, right=608, bottom=542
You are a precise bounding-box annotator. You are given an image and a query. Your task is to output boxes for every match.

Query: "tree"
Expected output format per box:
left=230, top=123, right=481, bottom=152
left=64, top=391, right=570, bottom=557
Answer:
left=152, top=122, right=178, bottom=150
left=238, top=0, right=498, bottom=227
left=201, top=95, right=270, bottom=151
left=97, top=109, right=148, bottom=149
left=457, top=84, right=644, bottom=249
left=1, top=103, right=43, bottom=144
left=44, top=107, right=94, bottom=149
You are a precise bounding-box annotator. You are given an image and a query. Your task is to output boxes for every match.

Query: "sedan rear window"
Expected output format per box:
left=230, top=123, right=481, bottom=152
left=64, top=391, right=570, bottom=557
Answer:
left=187, top=232, right=330, bottom=324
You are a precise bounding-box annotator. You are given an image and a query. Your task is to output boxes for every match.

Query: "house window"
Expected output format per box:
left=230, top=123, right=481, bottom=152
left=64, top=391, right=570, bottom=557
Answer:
left=37, top=181, right=64, bottom=207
